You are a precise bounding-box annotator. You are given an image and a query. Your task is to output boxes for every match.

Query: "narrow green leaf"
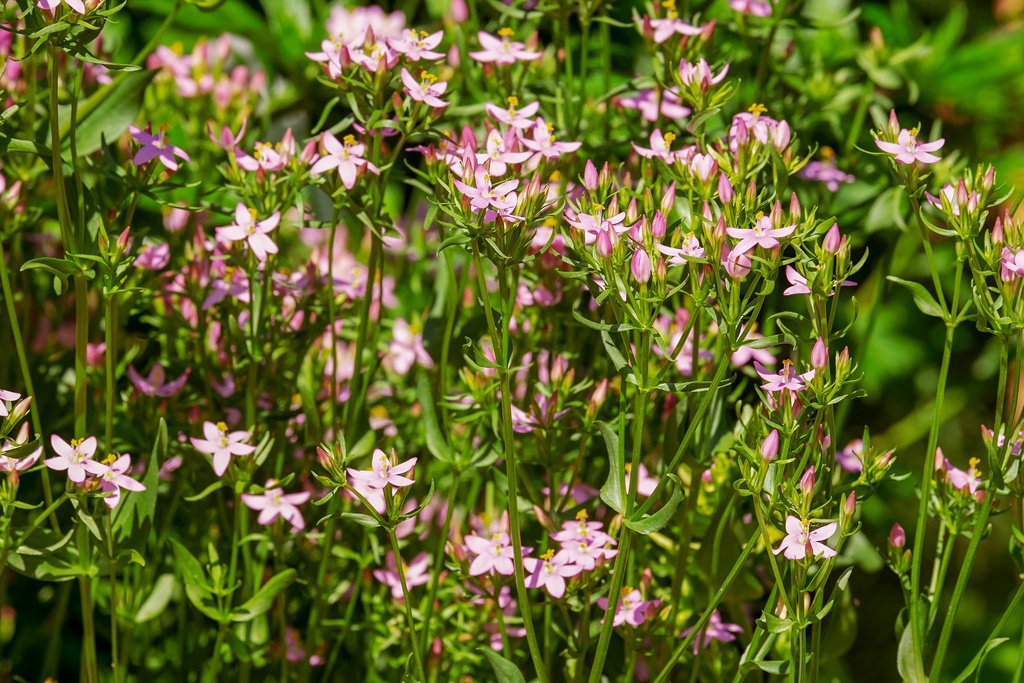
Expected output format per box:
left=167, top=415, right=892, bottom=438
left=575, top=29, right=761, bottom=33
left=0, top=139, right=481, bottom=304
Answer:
left=481, top=649, right=527, bottom=683
left=887, top=276, right=945, bottom=319
left=624, top=480, right=684, bottom=535
left=134, top=574, right=177, bottom=623
left=597, top=421, right=623, bottom=514
left=230, top=569, right=297, bottom=622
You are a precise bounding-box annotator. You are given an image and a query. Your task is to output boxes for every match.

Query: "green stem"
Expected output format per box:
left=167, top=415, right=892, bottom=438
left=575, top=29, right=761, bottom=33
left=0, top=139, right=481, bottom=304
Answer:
left=419, top=472, right=461, bottom=655
left=105, top=291, right=118, bottom=453
left=752, top=500, right=797, bottom=620
left=388, top=529, right=428, bottom=682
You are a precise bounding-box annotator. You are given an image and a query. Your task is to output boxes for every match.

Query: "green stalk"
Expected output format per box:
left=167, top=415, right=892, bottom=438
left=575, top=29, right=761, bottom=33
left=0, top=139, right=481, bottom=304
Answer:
left=77, top=520, right=99, bottom=683
left=388, top=529, right=428, bottom=682
left=105, top=291, right=118, bottom=453
left=419, top=472, right=461, bottom=655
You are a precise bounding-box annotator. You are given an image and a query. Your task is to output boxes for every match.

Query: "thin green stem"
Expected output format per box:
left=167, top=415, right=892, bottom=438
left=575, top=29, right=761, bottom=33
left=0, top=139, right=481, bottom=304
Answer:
left=388, top=529, right=428, bottom=682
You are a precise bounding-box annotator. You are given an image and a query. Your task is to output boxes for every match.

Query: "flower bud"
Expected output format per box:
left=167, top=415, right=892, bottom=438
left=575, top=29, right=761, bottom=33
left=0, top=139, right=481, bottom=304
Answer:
left=889, top=523, right=905, bottom=549
left=661, top=182, right=676, bottom=213
left=993, top=217, right=1004, bottom=244
left=625, top=197, right=639, bottom=224
left=760, top=429, right=779, bottom=460
left=596, top=228, right=615, bottom=259
left=654, top=256, right=667, bottom=284
left=982, top=165, right=996, bottom=191
left=824, top=223, right=842, bottom=254
left=811, top=338, right=828, bottom=370
left=799, top=467, right=815, bottom=499
left=629, top=218, right=644, bottom=244
left=772, top=121, right=791, bottom=150
left=583, top=160, right=599, bottom=191
left=789, top=192, right=801, bottom=219
left=843, top=491, right=856, bottom=517
left=956, top=178, right=969, bottom=209
left=887, top=109, right=900, bottom=137
left=718, top=173, right=734, bottom=203
left=835, top=346, right=851, bottom=378
left=651, top=211, right=667, bottom=240
left=631, top=249, right=652, bottom=284
left=745, top=179, right=757, bottom=206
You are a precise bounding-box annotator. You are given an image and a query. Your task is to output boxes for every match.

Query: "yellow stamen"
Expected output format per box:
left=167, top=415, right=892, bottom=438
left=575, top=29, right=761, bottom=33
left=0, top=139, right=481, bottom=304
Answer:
left=343, top=134, right=357, bottom=146
left=621, top=586, right=634, bottom=597
left=548, top=171, right=561, bottom=183
left=71, top=438, right=83, bottom=448
left=540, top=549, right=555, bottom=561
left=498, top=27, right=515, bottom=38
left=663, top=132, right=676, bottom=146
left=755, top=211, right=765, bottom=219
left=820, top=146, right=835, bottom=159
left=909, top=127, right=919, bottom=137
left=575, top=509, right=589, bottom=521
left=216, top=421, right=229, bottom=432
left=102, top=453, right=117, bottom=465
left=507, top=95, right=519, bottom=108
left=748, top=103, right=768, bottom=116
left=592, top=202, right=605, bottom=211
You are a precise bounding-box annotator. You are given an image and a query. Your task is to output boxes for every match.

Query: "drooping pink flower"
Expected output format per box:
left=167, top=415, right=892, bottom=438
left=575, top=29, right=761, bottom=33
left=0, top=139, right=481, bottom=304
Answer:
left=875, top=128, right=944, bottom=165
left=83, top=454, right=146, bottom=509
left=773, top=515, right=837, bottom=560
left=45, top=435, right=97, bottom=483
left=470, top=30, right=542, bottom=65
left=310, top=132, right=380, bottom=189
left=597, top=588, right=660, bottom=626
left=190, top=421, right=256, bottom=477
left=524, top=550, right=581, bottom=598
left=347, top=448, right=416, bottom=490
left=726, top=215, right=795, bottom=255
left=242, top=480, right=311, bottom=530
left=129, top=124, right=190, bottom=172
left=400, top=68, right=449, bottom=108
left=373, top=551, right=431, bottom=599
left=216, top=204, right=280, bottom=262
left=681, top=610, right=745, bottom=653
left=127, top=364, right=189, bottom=398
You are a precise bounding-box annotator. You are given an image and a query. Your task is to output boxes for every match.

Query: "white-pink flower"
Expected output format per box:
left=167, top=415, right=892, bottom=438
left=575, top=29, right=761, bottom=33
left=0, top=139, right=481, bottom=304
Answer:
left=216, top=204, right=281, bottom=262
left=310, top=132, right=380, bottom=189
left=400, top=68, right=449, bottom=108
left=875, top=128, right=944, bottom=165
left=524, top=550, right=581, bottom=598
left=388, top=319, right=433, bottom=375
left=242, top=480, right=311, bottom=530
left=83, top=454, right=146, bottom=509
left=773, top=515, right=837, bottom=560
left=37, top=0, right=86, bottom=15
left=129, top=124, right=190, bottom=172
left=190, top=421, right=256, bottom=477
left=726, top=215, right=795, bottom=255
left=45, top=435, right=97, bottom=483
left=347, top=448, right=416, bottom=490
left=470, top=31, right=542, bottom=65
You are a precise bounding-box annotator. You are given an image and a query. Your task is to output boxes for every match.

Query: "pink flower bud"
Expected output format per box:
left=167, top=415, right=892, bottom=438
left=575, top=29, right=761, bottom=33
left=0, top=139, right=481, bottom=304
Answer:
left=451, top=0, right=469, bottom=22
left=982, top=166, right=996, bottom=191
left=661, top=182, right=676, bottom=213
left=824, top=223, right=842, bottom=254
left=651, top=211, right=666, bottom=240
left=789, top=192, right=801, bottom=219
left=596, top=228, right=615, bottom=259
left=718, top=173, right=733, bottom=203
left=887, top=109, right=900, bottom=137
left=583, top=160, right=599, bottom=190
left=117, top=226, right=132, bottom=252
left=772, top=121, right=791, bottom=150
left=629, top=219, right=644, bottom=244
left=889, top=523, right=905, bottom=549
left=993, top=217, right=1004, bottom=244
left=723, top=246, right=750, bottom=279
left=631, top=249, right=652, bottom=284
left=843, top=491, right=856, bottom=517
left=811, top=338, right=828, bottom=370
left=956, top=178, right=969, bottom=208
left=702, top=201, right=713, bottom=222
left=745, top=179, right=757, bottom=205
left=760, top=429, right=779, bottom=460
left=799, top=467, right=815, bottom=497
left=626, top=197, right=639, bottom=224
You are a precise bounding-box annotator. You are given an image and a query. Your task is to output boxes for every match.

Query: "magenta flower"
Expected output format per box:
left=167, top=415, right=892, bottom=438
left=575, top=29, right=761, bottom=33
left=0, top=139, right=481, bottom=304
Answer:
left=38, top=0, right=86, bottom=16
left=400, top=68, right=449, bottom=108
left=520, top=118, right=582, bottom=160
left=875, top=128, right=944, bottom=165
left=45, top=435, right=97, bottom=483
left=925, top=182, right=979, bottom=216
left=347, top=448, right=416, bottom=490
left=773, top=515, right=837, bottom=560
left=373, top=551, right=431, bottom=599
left=135, top=242, right=171, bottom=270
left=391, top=29, right=445, bottom=61
left=618, top=88, right=690, bottom=122
left=936, top=448, right=983, bottom=495
left=83, top=454, right=146, bottom=509
left=524, top=550, right=581, bottom=598
left=310, top=132, right=380, bottom=190
left=0, top=388, right=20, bottom=418
left=679, top=58, right=729, bottom=91
left=800, top=160, right=855, bottom=191
left=476, top=128, right=531, bottom=176
left=656, top=233, right=705, bottom=265
left=388, top=319, right=433, bottom=375
left=836, top=439, right=864, bottom=473
left=597, top=588, right=660, bottom=627
left=453, top=166, right=519, bottom=212
left=681, top=609, right=745, bottom=653
left=755, top=360, right=813, bottom=393
left=470, top=30, right=542, bottom=65
left=129, top=124, right=190, bottom=172
left=726, top=215, right=796, bottom=255
left=486, top=98, right=541, bottom=129
left=190, top=421, right=256, bottom=477
left=783, top=265, right=811, bottom=296
left=216, top=204, right=281, bottom=262
left=0, top=445, right=42, bottom=474
left=465, top=532, right=518, bottom=576
left=126, top=364, right=189, bottom=398
left=241, top=480, right=311, bottom=530
left=649, top=18, right=704, bottom=44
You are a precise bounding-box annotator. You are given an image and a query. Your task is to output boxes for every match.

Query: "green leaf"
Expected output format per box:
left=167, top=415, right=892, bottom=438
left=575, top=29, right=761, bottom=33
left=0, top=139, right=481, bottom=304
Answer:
left=740, top=660, right=790, bottom=675
left=758, top=611, right=793, bottom=634
left=338, top=512, right=381, bottom=529
left=896, top=617, right=927, bottom=683
left=887, top=276, right=945, bottom=320
left=63, top=69, right=156, bottom=157
left=113, top=418, right=164, bottom=545
left=600, top=330, right=632, bottom=377
left=624, top=479, right=684, bottom=535
left=951, top=638, right=1009, bottom=683
left=169, top=539, right=224, bottom=622
left=597, top=421, right=623, bottom=514
left=134, top=573, right=177, bottom=623
left=230, top=568, right=296, bottom=622
left=184, top=480, right=226, bottom=503
left=416, top=373, right=450, bottom=463
left=481, top=649, right=527, bottom=683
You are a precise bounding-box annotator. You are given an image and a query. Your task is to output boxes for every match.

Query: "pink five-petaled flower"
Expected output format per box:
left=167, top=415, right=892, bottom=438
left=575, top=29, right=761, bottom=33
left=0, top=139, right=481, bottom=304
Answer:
left=216, top=204, right=281, bottom=262
left=190, top=421, right=256, bottom=477
left=469, top=29, right=542, bottom=65
left=773, top=515, right=838, bottom=560
left=347, top=448, right=417, bottom=490
left=678, top=58, right=729, bottom=91
left=681, top=610, right=745, bottom=653
left=476, top=128, right=531, bottom=176
left=391, top=29, right=445, bottom=61
left=0, top=444, right=42, bottom=475
left=465, top=532, right=518, bottom=576
left=875, top=127, right=944, bottom=165
left=521, top=118, right=582, bottom=160
left=82, top=454, right=146, bottom=509
left=310, top=132, right=379, bottom=189
left=241, top=479, right=311, bottom=531
left=126, top=364, right=189, bottom=398
left=38, top=0, right=86, bottom=16
left=45, top=435, right=97, bottom=483
left=649, top=17, right=704, bottom=44
left=388, top=318, right=433, bottom=375
left=730, top=0, right=774, bottom=16
left=524, top=549, right=581, bottom=598
left=400, top=68, right=449, bottom=109
left=373, top=551, right=431, bottom=599
left=783, top=265, right=811, bottom=296
left=485, top=97, right=541, bottom=129
left=726, top=214, right=796, bottom=255
left=597, top=587, right=660, bottom=627
left=632, top=129, right=680, bottom=162
left=129, top=125, right=191, bottom=172
left=453, top=166, right=519, bottom=212
left=935, top=448, right=983, bottom=496
left=755, top=360, right=813, bottom=393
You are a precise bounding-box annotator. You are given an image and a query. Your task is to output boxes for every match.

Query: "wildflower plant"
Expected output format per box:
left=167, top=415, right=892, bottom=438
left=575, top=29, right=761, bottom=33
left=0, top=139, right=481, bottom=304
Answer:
left=0, top=0, right=1023, bottom=681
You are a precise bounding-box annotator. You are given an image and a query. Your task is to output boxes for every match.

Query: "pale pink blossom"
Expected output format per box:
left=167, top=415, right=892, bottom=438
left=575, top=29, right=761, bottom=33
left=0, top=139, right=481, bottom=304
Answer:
left=130, top=125, right=190, bottom=172
left=127, top=364, right=189, bottom=398
left=83, top=454, right=146, bottom=509
left=470, top=30, right=542, bottom=65
left=485, top=98, right=541, bottom=129
left=242, top=480, right=311, bottom=530
left=400, top=68, right=449, bottom=108
left=373, top=551, right=431, bottom=599
left=347, top=449, right=416, bottom=490
left=216, top=204, right=280, bottom=262
left=388, top=319, right=433, bottom=374
left=45, top=435, right=97, bottom=483
left=597, top=588, right=660, bottom=626
left=310, top=132, right=380, bottom=189
left=726, top=215, right=795, bottom=255
left=524, top=550, right=581, bottom=598
left=465, top=532, right=518, bottom=576
left=773, top=515, right=837, bottom=560
left=390, top=29, right=445, bottom=61
left=875, top=128, right=944, bottom=165
left=190, top=421, right=256, bottom=477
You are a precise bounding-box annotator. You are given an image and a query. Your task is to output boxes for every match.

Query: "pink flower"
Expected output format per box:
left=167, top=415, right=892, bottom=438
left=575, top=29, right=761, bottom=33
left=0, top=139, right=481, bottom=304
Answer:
left=836, top=439, right=864, bottom=473
left=0, top=389, right=20, bottom=418
left=470, top=30, right=542, bottom=65
left=0, top=445, right=42, bottom=474
left=127, top=364, right=189, bottom=398
left=656, top=234, right=705, bottom=265
left=678, top=58, right=729, bottom=91
left=755, top=360, right=813, bottom=393
left=597, top=588, right=660, bottom=626
left=190, top=421, right=256, bottom=477
left=476, top=128, right=531, bottom=176
left=681, top=610, right=745, bottom=653
left=347, top=448, right=416, bottom=490
left=242, top=480, right=311, bottom=530
left=388, top=319, right=433, bottom=374
left=726, top=215, right=795, bottom=255
left=625, top=464, right=658, bottom=498
left=800, top=160, right=855, bottom=191
left=875, top=128, right=944, bottom=165
left=465, top=532, right=518, bottom=576
left=936, top=448, right=983, bottom=495
left=310, top=132, right=380, bottom=189
left=773, top=515, right=837, bottom=560
left=83, top=454, right=146, bottom=509
left=129, top=124, right=190, bottom=172
left=632, top=129, right=679, bottom=162
left=216, top=204, right=280, bottom=262
left=135, top=242, right=171, bottom=270
left=400, top=68, right=449, bottom=108
left=390, top=29, right=445, bottom=61
left=37, top=0, right=86, bottom=15
left=524, top=550, right=581, bottom=598
left=453, top=166, right=519, bottom=212
left=730, top=0, right=773, bottom=16
left=520, top=118, right=582, bottom=160
left=618, top=88, right=690, bottom=122
left=925, top=182, right=979, bottom=216
left=783, top=265, right=811, bottom=296
left=649, top=18, right=704, bottom=44
left=373, top=551, right=431, bottom=599
left=45, top=435, right=97, bottom=483
left=486, top=98, right=541, bottom=129
left=559, top=535, right=617, bottom=570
